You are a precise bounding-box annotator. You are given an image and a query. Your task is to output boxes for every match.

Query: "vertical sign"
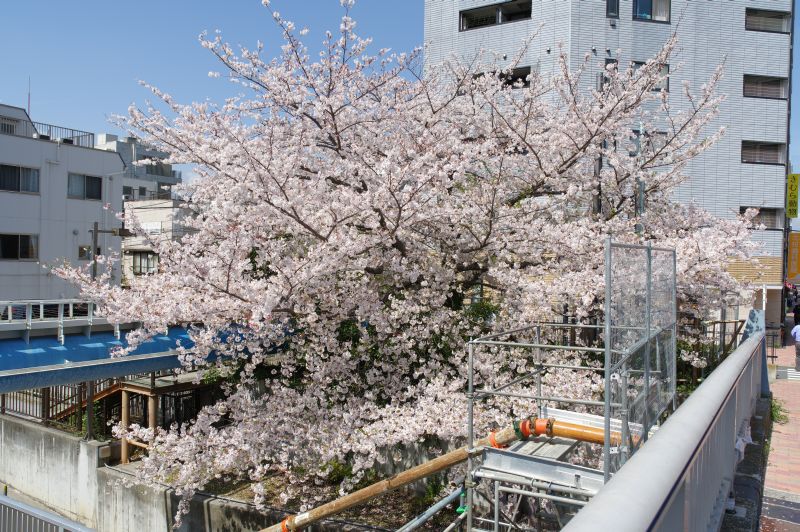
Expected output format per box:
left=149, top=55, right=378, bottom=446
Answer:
left=788, top=232, right=800, bottom=283
left=787, top=173, right=799, bottom=219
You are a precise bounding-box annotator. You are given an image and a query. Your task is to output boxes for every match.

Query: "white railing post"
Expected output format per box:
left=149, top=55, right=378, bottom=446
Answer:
left=57, top=303, right=64, bottom=345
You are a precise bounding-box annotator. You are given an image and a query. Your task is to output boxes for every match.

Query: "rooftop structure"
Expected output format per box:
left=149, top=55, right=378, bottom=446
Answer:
left=95, top=133, right=182, bottom=202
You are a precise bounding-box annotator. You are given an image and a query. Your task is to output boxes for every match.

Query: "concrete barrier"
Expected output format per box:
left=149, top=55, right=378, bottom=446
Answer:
left=0, top=414, right=384, bottom=531
left=0, top=415, right=102, bottom=526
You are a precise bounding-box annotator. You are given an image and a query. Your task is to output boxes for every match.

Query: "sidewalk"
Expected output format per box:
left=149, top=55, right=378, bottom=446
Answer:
left=761, top=341, right=800, bottom=531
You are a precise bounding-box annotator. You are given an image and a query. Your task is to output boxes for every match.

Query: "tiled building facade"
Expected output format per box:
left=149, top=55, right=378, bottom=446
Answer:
left=425, top=0, right=793, bottom=323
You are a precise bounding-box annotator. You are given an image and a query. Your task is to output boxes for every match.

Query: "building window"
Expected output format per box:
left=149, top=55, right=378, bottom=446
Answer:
left=633, top=0, right=670, bottom=23
left=474, top=66, right=532, bottom=89
left=68, top=173, right=102, bottom=200
left=0, top=117, right=18, bottom=135
left=123, top=186, right=133, bottom=200
left=740, top=207, right=783, bottom=230
left=745, top=9, right=791, bottom=34
left=607, top=0, right=619, bottom=18
left=630, top=130, right=668, bottom=157
left=460, top=0, right=531, bottom=31
left=598, top=59, right=618, bottom=90
left=632, top=62, right=669, bottom=92
left=78, top=245, right=92, bottom=260
left=743, top=75, right=789, bottom=100
left=0, top=234, right=38, bottom=260
left=145, top=162, right=173, bottom=178
left=139, top=186, right=148, bottom=198
left=132, top=251, right=158, bottom=275
left=501, top=66, right=532, bottom=88
left=741, top=141, right=786, bottom=165
left=0, top=164, right=39, bottom=193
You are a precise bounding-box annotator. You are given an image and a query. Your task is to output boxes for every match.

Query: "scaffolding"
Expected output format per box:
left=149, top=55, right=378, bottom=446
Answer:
left=262, top=239, right=678, bottom=532
left=452, top=239, right=678, bottom=531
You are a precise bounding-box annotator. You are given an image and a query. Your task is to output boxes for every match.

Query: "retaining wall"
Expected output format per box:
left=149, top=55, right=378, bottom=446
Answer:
left=0, top=414, right=383, bottom=531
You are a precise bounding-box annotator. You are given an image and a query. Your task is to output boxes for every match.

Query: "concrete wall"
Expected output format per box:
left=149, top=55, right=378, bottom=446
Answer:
left=0, top=415, right=103, bottom=525
left=0, top=415, right=368, bottom=531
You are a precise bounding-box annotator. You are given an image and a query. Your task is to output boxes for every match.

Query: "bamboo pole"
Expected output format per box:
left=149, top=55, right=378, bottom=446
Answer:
left=262, top=416, right=623, bottom=532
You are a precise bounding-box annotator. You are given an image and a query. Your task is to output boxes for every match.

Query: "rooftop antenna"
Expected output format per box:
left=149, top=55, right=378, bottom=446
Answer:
left=27, top=76, right=31, bottom=116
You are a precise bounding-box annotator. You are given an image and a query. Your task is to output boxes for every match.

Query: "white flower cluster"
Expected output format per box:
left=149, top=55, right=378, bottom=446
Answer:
left=54, top=2, right=759, bottom=523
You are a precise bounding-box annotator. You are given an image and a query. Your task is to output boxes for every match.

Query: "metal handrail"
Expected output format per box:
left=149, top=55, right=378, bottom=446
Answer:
left=0, top=494, right=94, bottom=531
left=564, top=330, right=766, bottom=532
left=0, top=300, right=110, bottom=345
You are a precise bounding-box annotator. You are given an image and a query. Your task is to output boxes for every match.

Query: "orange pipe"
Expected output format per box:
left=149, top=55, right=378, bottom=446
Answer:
left=262, top=415, right=629, bottom=532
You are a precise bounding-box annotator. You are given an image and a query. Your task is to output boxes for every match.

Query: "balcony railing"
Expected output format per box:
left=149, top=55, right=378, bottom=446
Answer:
left=122, top=189, right=176, bottom=202
left=124, top=220, right=196, bottom=242
left=0, top=116, right=95, bottom=148
left=0, top=300, right=110, bottom=344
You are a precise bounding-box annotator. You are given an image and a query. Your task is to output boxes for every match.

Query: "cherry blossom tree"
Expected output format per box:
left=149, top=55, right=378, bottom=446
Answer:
left=56, top=0, right=759, bottom=518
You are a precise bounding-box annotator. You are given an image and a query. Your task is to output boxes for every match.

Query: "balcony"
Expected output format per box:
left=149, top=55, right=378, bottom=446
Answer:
left=0, top=115, right=95, bottom=148
left=122, top=189, right=176, bottom=203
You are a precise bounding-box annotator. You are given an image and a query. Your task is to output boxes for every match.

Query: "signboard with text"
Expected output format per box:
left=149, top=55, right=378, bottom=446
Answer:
left=787, top=173, right=799, bottom=219
left=788, top=232, right=800, bottom=283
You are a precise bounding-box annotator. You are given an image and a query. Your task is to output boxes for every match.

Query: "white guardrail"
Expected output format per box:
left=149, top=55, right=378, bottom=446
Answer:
left=565, top=318, right=767, bottom=531
left=0, top=494, right=94, bottom=532
left=0, top=300, right=112, bottom=344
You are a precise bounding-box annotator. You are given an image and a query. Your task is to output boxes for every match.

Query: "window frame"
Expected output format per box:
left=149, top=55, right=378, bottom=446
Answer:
left=742, top=75, right=789, bottom=101
left=0, top=163, right=40, bottom=195
left=0, top=233, right=39, bottom=261
left=745, top=8, right=791, bottom=35
left=67, top=173, right=103, bottom=201
left=131, top=251, right=159, bottom=275
left=632, top=0, right=671, bottom=24
left=607, top=0, right=620, bottom=18
left=741, top=141, right=787, bottom=166
left=739, top=206, right=784, bottom=230
left=632, top=62, right=670, bottom=92
left=459, top=0, right=532, bottom=32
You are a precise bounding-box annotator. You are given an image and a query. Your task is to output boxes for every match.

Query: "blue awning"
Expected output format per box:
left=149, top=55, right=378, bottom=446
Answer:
left=0, top=327, right=192, bottom=394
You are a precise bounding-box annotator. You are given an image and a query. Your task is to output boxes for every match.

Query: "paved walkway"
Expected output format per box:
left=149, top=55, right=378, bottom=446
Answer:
left=761, top=340, right=800, bottom=531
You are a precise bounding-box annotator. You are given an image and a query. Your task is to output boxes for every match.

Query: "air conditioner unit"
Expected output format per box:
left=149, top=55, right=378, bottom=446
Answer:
left=122, top=194, right=133, bottom=201
left=61, top=138, right=74, bottom=145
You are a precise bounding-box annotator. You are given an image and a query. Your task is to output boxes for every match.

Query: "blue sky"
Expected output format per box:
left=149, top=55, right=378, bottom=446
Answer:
left=0, top=1, right=424, bottom=138
left=0, top=1, right=798, bottom=164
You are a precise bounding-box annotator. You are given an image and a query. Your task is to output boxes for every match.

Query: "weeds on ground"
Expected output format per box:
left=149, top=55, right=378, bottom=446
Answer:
left=772, top=398, right=789, bottom=424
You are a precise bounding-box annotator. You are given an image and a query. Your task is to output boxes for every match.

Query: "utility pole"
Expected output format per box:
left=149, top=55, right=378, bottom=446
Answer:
left=86, top=223, right=132, bottom=441
left=89, top=222, right=133, bottom=279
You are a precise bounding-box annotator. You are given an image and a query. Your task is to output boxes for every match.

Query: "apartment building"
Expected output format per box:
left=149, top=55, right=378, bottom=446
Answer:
left=0, top=104, right=125, bottom=301
left=94, top=135, right=185, bottom=285
left=119, top=198, right=190, bottom=285
left=95, top=134, right=181, bottom=202
left=424, top=0, right=793, bottom=325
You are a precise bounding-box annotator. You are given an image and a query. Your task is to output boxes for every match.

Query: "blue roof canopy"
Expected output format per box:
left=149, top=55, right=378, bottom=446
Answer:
left=0, top=327, right=192, bottom=394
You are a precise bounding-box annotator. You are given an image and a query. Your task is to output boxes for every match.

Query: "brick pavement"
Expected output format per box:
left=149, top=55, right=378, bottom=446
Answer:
left=762, top=342, right=800, bottom=529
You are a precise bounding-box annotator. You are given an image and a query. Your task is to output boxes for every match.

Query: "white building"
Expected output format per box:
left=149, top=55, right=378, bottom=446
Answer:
left=0, top=104, right=125, bottom=300
left=424, top=0, right=793, bottom=325
left=120, top=198, right=190, bottom=285
left=95, top=134, right=181, bottom=202
left=94, top=135, right=185, bottom=286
